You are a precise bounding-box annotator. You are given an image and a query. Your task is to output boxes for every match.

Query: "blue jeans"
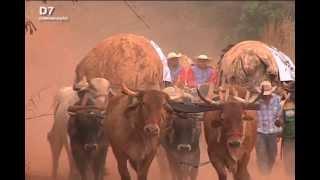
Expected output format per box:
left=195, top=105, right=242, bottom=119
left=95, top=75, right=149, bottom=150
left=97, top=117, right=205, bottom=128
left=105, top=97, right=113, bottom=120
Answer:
left=255, top=133, right=278, bottom=175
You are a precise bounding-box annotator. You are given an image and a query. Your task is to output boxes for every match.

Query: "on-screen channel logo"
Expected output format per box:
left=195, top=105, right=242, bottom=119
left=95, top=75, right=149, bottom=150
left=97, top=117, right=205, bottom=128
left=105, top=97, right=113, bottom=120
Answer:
left=38, top=6, right=69, bottom=22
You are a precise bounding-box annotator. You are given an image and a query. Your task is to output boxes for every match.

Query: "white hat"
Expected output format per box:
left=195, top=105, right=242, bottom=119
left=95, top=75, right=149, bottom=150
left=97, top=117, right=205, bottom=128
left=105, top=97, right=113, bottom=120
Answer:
left=196, top=54, right=210, bottom=61
left=167, top=52, right=182, bottom=60
left=258, top=80, right=277, bottom=96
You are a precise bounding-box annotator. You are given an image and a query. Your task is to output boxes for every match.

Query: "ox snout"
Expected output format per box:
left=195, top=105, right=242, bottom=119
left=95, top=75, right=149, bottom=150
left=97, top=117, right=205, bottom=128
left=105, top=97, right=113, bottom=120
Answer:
left=227, top=135, right=243, bottom=149
left=228, top=140, right=241, bottom=148
left=177, top=144, right=192, bottom=152
left=84, top=143, right=98, bottom=152
left=226, top=136, right=243, bottom=161
left=144, top=124, right=160, bottom=136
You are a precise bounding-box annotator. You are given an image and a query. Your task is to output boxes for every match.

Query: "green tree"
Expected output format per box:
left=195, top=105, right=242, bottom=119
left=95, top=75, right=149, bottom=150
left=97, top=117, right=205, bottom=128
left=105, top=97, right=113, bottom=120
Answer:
left=224, top=1, right=294, bottom=44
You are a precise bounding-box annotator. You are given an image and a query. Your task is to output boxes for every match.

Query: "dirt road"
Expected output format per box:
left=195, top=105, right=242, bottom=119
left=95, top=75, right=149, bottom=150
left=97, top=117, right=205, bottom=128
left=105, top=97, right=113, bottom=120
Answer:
left=26, top=115, right=292, bottom=180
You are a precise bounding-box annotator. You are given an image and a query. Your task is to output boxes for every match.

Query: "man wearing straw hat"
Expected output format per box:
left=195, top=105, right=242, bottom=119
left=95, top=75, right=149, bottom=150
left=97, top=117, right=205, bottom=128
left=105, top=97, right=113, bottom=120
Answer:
left=167, top=52, right=183, bottom=84
left=176, top=54, right=218, bottom=97
left=255, top=80, right=282, bottom=176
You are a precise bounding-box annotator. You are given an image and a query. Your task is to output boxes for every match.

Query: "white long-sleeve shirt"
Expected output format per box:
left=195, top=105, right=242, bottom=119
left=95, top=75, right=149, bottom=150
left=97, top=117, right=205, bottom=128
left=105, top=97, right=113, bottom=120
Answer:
left=268, top=47, right=295, bottom=81
left=150, top=40, right=172, bottom=82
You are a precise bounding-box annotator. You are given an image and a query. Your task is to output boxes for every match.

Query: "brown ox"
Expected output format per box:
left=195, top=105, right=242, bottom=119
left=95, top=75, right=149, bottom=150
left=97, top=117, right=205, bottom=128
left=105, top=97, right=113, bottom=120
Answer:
left=197, top=85, right=263, bottom=180
left=104, top=83, right=181, bottom=180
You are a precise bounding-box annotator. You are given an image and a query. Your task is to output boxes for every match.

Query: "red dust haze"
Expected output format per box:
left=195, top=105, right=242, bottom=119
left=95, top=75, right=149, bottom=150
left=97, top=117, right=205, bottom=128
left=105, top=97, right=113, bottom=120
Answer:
left=26, top=1, right=292, bottom=180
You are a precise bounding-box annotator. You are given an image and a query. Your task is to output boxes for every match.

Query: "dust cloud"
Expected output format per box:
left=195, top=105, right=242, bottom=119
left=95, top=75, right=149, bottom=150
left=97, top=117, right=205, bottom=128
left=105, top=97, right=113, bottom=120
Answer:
left=26, top=1, right=293, bottom=180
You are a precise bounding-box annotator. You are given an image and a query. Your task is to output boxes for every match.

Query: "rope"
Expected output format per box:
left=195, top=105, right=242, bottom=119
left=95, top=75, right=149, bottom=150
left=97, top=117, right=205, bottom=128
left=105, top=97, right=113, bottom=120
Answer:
left=124, top=1, right=151, bottom=29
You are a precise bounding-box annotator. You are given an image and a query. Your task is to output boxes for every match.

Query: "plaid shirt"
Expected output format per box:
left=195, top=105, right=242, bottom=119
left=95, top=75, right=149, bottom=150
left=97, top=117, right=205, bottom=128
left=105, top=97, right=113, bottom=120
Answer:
left=257, top=94, right=282, bottom=134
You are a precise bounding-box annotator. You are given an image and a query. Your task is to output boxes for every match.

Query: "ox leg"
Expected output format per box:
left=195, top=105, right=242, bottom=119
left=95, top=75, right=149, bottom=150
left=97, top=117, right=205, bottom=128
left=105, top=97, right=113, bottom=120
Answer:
left=72, top=148, right=88, bottom=180
left=190, top=167, right=199, bottom=180
left=64, top=139, right=78, bottom=180
left=137, top=151, right=157, bottom=180
left=93, top=148, right=107, bottom=180
left=209, top=154, right=227, bottom=180
left=166, top=154, right=177, bottom=180
left=176, top=167, right=184, bottom=180
left=233, top=153, right=251, bottom=180
left=113, top=149, right=131, bottom=180
left=156, top=146, right=171, bottom=180
left=103, top=143, right=110, bottom=176
left=190, top=149, right=200, bottom=180
left=47, top=131, right=63, bottom=179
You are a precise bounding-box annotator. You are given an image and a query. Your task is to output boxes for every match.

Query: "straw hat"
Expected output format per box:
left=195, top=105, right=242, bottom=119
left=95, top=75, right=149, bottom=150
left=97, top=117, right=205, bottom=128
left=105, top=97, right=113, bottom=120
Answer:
left=257, top=80, right=277, bottom=96
left=167, top=52, right=182, bottom=60
left=195, top=54, right=211, bottom=61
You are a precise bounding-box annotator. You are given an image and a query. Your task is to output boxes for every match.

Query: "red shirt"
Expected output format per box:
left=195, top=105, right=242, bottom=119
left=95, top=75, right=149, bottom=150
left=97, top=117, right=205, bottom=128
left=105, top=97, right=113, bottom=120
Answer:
left=177, top=65, right=218, bottom=88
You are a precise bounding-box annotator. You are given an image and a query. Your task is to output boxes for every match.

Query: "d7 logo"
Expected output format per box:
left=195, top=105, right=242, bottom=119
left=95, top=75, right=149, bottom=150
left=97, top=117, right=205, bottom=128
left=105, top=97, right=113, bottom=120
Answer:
left=39, top=6, right=55, bottom=16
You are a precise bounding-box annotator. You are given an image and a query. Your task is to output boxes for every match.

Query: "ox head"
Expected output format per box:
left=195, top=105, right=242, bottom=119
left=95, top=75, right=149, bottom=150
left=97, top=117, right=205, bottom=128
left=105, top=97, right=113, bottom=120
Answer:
left=168, top=113, right=200, bottom=152
left=196, top=86, right=263, bottom=161
left=70, top=109, right=105, bottom=153
left=87, top=78, right=116, bottom=109
left=121, top=83, right=181, bottom=137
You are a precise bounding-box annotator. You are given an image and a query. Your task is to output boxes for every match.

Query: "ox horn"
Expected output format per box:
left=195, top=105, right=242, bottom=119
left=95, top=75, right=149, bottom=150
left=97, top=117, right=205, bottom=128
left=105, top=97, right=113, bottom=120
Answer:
left=164, top=102, right=174, bottom=113
left=224, top=88, right=230, bottom=102
left=245, top=90, right=250, bottom=102
left=232, top=89, right=247, bottom=103
left=170, top=86, right=184, bottom=100
left=248, top=87, right=265, bottom=104
left=121, top=83, right=139, bottom=96
left=232, top=90, right=251, bottom=103
left=82, top=76, right=88, bottom=82
left=283, top=81, right=289, bottom=87
left=197, top=88, right=220, bottom=105
left=162, top=86, right=183, bottom=100
left=280, top=93, right=291, bottom=107
left=233, top=88, right=264, bottom=105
